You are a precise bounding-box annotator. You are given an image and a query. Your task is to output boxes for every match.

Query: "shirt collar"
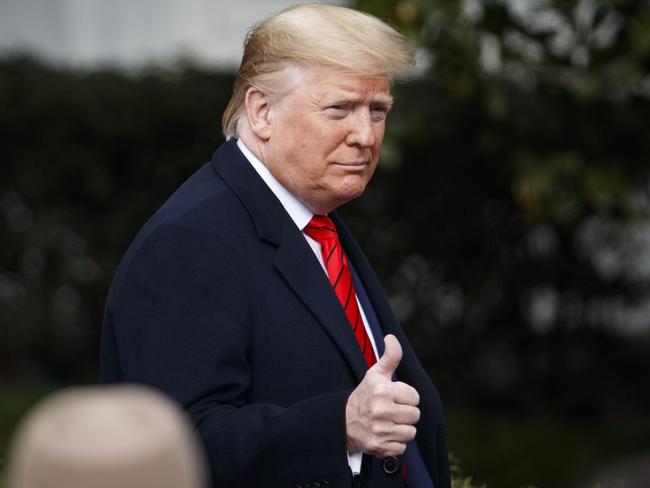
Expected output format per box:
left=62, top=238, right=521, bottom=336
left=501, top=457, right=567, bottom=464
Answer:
left=236, top=139, right=313, bottom=231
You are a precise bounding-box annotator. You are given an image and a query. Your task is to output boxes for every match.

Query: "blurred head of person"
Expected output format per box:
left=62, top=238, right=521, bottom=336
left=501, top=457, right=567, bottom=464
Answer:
left=7, top=385, right=208, bottom=488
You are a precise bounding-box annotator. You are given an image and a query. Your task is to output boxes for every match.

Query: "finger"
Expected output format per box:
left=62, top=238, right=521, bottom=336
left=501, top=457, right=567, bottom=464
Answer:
left=368, top=441, right=407, bottom=458
left=386, top=424, right=417, bottom=444
left=373, top=334, right=402, bottom=379
left=368, top=418, right=417, bottom=443
left=390, top=381, right=420, bottom=406
left=389, top=404, right=421, bottom=425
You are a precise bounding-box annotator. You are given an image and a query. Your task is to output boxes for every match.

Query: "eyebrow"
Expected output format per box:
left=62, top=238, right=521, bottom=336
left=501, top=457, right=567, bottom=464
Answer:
left=372, top=95, right=394, bottom=108
left=322, top=91, right=394, bottom=107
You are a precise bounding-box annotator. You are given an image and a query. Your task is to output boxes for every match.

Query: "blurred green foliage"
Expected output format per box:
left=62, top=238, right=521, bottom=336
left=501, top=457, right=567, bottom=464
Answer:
left=447, top=409, right=650, bottom=487
left=0, top=381, right=56, bottom=488
left=0, top=58, right=231, bottom=380
left=0, top=382, right=55, bottom=458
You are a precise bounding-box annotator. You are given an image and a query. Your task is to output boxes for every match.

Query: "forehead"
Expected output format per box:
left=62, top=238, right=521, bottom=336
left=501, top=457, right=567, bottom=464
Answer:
left=293, top=66, right=392, bottom=103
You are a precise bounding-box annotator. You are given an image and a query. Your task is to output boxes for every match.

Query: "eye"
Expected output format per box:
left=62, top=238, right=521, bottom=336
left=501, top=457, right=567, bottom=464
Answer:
left=325, top=104, right=349, bottom=118
left=370, top=105, right=389, bottom=121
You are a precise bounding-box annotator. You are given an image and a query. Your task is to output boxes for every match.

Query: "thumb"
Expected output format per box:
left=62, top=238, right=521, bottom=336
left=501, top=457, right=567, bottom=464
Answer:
left=373, top=334, right=402, bottom=379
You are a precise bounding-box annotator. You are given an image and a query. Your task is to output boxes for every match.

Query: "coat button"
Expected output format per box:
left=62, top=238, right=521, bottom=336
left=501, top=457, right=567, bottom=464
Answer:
left=382, top=456, right=400, bottom=475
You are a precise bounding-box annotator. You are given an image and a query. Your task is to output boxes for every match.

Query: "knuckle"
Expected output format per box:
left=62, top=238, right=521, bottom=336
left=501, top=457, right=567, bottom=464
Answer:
left=373, top=382, right=390, bottom=397
left=376, top=443, right=391, bottom=458
left=413, top=390, right=421, bottom=405
left=367, top=438, right=382, bottom=454
left=370, top=422, right=386, bottom=436
left=370, top=403, right=387, bottom=419
left=381, top=443, right=405, bottom=457
left=395, top=442, right=407, bottom=455
left=406, top=425, right=417, bottom=440
left=412, top=406, right=421, bottom=423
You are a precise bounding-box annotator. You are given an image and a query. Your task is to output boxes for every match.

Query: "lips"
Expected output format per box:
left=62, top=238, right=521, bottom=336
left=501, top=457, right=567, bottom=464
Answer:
left=335, top=161, right=368, bottom=167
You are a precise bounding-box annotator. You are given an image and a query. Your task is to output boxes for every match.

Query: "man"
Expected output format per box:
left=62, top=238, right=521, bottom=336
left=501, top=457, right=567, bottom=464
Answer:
left=101, top=4, right=450, bottom=488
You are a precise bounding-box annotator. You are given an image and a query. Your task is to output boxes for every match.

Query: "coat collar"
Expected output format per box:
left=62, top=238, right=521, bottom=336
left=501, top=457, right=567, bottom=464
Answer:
left=210, top=140, right=284, bottom=246
left=210, top=140, right=369, bottom=381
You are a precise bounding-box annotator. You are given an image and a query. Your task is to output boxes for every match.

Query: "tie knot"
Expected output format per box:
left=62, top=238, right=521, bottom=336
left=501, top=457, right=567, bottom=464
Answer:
left=304, top=215, right=338, bottom=243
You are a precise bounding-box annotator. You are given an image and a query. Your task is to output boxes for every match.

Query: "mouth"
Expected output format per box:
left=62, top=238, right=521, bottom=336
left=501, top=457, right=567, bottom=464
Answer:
left=333, top=161, right=368, bottom=170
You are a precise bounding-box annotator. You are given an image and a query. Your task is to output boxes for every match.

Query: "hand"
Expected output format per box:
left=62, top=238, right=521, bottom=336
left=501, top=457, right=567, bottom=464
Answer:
left=345, top=334, right=420, bottom=458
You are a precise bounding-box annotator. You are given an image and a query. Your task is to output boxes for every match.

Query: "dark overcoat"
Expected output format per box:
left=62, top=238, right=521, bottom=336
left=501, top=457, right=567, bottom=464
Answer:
left=101, top=140, right=451, bottom=488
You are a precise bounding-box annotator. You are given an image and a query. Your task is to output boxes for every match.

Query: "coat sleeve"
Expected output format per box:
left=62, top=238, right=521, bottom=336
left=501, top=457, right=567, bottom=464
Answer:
left=101, top=222, right=354, bottom=487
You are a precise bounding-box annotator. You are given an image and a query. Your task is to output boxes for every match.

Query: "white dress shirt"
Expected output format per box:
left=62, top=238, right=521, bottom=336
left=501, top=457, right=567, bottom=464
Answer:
left=236, top=139, right=378, bottom=475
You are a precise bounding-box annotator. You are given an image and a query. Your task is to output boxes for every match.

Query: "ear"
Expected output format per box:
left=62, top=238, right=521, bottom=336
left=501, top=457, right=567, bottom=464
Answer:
left=244, top=87, right=273, bottom=141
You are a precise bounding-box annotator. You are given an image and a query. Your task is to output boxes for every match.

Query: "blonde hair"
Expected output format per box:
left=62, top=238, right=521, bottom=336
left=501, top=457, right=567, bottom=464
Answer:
left=222, top=3, right=414, bottom=139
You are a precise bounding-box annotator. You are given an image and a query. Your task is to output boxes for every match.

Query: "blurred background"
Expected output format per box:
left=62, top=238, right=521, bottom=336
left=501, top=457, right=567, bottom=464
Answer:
left=1, top=0, right=650, bottom=486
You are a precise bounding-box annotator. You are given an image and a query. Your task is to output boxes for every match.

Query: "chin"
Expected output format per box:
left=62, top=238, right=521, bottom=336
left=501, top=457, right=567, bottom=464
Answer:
left=319, top=178, right=370, bottom=212
left=336, top=186, right=367, bottom=205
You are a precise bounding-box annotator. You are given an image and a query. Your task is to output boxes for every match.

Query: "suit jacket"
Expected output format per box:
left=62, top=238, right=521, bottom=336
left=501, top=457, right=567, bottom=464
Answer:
left=101, top=140, right=451, bottom=488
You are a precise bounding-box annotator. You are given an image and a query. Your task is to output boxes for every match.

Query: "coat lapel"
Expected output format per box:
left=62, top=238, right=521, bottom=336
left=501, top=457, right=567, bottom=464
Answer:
left=273, top=224, right=370, bottom=381
left=210, top=140, right=368, bottom=381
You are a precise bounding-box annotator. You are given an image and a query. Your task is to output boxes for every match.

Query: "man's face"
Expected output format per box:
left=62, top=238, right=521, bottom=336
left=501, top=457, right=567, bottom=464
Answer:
left=263, top=67, right=392, bottom=215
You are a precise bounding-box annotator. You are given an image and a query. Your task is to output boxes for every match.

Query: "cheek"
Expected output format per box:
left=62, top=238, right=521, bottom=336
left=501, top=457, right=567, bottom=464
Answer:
left=375, top=126, right=386, bottom=146
left=307, top=132, right=346, bottom=165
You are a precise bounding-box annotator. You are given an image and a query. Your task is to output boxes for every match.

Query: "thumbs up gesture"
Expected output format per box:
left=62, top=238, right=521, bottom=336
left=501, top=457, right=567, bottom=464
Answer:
left=345, top=335, right=420, bottom=458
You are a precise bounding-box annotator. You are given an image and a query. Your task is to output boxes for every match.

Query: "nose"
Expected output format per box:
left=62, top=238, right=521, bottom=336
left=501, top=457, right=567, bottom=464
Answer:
left=346, top=110, right=376, bottom=148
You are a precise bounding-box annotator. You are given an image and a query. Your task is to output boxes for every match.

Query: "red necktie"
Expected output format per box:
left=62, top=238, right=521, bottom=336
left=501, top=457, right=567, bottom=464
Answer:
left=304, top=215, right=377, bottom=367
